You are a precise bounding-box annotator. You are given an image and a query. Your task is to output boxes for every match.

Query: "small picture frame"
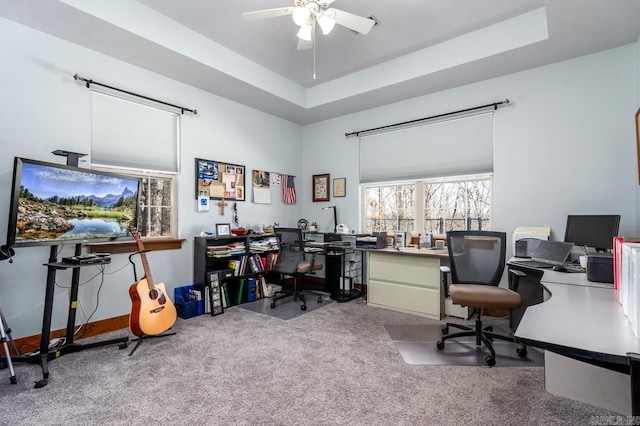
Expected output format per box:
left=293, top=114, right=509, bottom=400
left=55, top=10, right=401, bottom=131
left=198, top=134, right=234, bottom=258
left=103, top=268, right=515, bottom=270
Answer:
left=215, top=223, right=231, bottom=237
left=333, top=177, right=346, bottom=197
left=312, top=173, right=330, bottom=202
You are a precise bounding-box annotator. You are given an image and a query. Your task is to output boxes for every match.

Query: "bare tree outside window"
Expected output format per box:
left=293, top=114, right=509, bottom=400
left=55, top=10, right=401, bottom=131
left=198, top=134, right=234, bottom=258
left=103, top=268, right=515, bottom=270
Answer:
left=365, top=184, right=415, bottom=234
left=138, top=175, right=174, bottom=237
left=424, top=177, right=491, bottom=234
left=364, top=176, right=491, bottom=236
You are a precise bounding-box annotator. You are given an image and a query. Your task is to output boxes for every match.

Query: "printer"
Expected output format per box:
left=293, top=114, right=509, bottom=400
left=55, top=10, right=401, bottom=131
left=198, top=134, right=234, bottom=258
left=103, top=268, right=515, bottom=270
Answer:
left=356, top=232, right=386, bottom=249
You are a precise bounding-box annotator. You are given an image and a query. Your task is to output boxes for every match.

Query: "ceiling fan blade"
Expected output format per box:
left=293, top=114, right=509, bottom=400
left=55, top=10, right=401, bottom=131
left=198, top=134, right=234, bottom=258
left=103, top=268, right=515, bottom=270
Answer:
left=242, top=7, right=294, bottom=22
left=329, top=8, right=376, bottom=35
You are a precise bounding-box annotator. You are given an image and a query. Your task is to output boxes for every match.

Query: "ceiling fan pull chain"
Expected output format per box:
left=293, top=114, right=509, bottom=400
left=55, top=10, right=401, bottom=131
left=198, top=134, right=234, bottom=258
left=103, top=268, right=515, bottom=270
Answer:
left=313, top=22, right=317, bottom=80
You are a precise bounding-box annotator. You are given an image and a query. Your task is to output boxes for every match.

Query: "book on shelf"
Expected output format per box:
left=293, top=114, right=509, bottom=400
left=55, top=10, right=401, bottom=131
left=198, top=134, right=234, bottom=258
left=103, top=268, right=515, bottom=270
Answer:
left=221, top=282, right=230, bottom=308
left=247, top=278, right=257, bottom=302
left=237, top=279, right=246, bottom=305
left=260, top=276, right=269, bottom=299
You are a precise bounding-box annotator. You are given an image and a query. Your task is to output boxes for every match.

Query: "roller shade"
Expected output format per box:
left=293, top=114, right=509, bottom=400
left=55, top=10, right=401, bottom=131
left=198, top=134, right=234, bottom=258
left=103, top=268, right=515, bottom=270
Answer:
left=360, top=112, right=493, bottom=183
left=91, top=91, right=180, bottom=173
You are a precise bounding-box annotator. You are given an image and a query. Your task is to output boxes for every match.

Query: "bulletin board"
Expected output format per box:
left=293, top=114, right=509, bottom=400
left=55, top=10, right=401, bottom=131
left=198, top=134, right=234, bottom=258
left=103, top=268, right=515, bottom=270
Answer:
left=195, top=158, right=245, bottom=201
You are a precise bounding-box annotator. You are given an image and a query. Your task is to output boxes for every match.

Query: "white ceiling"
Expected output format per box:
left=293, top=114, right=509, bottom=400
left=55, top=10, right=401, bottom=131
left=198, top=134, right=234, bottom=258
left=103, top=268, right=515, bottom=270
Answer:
left=1, top=0, right=640, bottom=124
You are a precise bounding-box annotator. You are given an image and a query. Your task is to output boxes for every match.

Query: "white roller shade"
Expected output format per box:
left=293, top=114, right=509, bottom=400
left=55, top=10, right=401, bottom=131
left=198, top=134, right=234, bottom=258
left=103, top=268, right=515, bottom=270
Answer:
left=91, top=91, right=180, bottom=173
left=360, top=112, right=493, bottom=183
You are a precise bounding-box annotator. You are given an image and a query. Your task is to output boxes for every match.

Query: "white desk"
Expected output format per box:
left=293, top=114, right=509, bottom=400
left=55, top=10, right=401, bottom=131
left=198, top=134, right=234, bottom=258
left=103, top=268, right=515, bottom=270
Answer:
left=510, top=261, right=640, bottom=415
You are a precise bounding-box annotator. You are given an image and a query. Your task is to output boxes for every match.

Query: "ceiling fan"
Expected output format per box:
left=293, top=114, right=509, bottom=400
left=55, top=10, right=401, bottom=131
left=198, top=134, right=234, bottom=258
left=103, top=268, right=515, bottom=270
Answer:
left=242, top=0, right=377, bottom=51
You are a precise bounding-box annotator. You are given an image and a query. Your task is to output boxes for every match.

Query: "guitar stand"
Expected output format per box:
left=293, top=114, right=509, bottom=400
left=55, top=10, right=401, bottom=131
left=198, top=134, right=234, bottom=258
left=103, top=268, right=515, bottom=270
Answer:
left=0, top=304, right=19, bottom=384
left=128, top=331, right=176, bottom=356
left=127, top=251, right=175, bottom=357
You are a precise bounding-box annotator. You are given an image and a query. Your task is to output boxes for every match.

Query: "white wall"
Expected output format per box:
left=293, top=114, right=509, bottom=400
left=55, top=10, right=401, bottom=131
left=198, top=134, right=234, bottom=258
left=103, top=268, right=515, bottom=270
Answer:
left=0, top=18, right=303, bottom=338
left=302, top=44, right=638, bottom=256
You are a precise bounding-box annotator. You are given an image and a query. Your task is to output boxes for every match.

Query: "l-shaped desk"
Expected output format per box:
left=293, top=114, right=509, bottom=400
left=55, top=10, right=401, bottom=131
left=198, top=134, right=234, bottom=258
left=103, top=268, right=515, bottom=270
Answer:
left=509, top=260, right=640, bottom=415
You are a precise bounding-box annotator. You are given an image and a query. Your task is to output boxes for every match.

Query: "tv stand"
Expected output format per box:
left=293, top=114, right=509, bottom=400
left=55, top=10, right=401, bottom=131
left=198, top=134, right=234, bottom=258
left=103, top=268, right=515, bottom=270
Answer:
left=11, top=244, right=128, bottom=388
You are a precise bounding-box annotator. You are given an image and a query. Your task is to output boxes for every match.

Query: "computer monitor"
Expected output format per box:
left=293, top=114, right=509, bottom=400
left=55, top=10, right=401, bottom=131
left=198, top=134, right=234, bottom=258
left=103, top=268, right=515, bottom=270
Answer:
left=563, top=214, right=621, bottom=252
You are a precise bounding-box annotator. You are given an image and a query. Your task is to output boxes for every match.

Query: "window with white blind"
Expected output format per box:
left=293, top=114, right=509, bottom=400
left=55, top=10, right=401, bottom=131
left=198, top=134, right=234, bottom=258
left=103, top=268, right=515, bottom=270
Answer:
left=360, top=112, right=494, bottom=235
left=90, top=91, right=180, bottom=237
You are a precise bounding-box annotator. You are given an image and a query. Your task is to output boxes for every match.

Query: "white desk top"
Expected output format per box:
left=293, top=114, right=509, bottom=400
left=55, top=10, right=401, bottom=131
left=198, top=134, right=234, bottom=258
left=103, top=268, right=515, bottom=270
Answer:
left=513, top=265, right=640, bottom=361
left=357, top=247, right=449, bottom=258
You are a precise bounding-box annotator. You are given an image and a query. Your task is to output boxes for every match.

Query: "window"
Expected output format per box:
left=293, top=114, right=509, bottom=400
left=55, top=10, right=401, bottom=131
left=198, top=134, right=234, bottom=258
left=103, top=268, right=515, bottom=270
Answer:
left=137, top=173, right=176, bottom=237
left=89, top=90, right=180, bottom=238
left=364, top=183, right=415, bottom=234
left=362, top=175, right=492, bottom=235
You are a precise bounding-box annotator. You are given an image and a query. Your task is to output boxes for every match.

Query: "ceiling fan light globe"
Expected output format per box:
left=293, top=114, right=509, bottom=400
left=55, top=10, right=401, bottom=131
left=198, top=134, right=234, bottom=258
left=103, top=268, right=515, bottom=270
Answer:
left=292, top=6, right=311, bottom=26
left=297, top=23, right=313, bottom=41
left=317, top=13, right=335, bottom=35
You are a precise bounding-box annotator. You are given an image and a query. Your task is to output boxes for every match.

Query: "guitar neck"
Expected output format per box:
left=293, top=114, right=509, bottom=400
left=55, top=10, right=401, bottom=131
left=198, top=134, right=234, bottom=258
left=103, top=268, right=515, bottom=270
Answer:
left=131, top=225, right=155, bottom=289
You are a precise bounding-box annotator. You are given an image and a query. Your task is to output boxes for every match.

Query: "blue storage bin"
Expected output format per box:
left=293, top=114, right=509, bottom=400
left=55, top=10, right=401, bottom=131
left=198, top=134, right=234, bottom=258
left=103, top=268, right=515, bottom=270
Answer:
left=174, top=285, right=204, bottom=319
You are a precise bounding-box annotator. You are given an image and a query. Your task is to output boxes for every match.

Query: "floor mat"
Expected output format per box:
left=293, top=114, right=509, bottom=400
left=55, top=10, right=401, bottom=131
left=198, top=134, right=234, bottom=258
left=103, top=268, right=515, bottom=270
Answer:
left=385, top=324, right=544, bottom=367
left=238, top=294, right=334, bottom=320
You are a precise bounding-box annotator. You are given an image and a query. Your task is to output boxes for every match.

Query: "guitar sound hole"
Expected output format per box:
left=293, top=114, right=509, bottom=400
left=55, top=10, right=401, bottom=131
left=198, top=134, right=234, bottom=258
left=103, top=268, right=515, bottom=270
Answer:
left=148, top=289, right=167, bottom=305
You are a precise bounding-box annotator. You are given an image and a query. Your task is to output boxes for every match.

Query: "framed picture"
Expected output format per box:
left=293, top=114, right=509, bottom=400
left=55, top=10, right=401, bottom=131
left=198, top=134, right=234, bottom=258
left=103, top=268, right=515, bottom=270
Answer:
left=312, top=173, right=330, bottom=202
left=636, top=108, right=640, bottom=184
left=215, top=223, right=231, bottom=237
left=207, top=271, right=224, bottom=316
left=333, top=177, right=346, bottom=197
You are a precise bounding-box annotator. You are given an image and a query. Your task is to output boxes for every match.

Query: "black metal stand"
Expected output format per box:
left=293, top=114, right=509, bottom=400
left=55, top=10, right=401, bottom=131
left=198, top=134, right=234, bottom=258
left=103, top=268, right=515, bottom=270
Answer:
left=325, top=244, right=364, bottom=303
left=126, top=252, right=175, bottom=356
left=11, top=244, right=129, bottom=388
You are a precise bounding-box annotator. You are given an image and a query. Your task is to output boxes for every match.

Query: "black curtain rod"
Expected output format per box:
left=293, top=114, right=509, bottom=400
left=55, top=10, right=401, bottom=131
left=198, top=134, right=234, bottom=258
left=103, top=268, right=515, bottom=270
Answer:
left=73, top=74, right=197, bottom=115
left=345, top=99, right=510, bottom=138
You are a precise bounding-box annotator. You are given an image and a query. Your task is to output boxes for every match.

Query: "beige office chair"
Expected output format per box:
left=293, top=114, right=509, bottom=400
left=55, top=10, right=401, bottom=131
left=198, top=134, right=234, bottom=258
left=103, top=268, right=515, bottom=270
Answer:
left=436, top=230, right=527, bottom=366
left=270, top=227, right=323, bottom=311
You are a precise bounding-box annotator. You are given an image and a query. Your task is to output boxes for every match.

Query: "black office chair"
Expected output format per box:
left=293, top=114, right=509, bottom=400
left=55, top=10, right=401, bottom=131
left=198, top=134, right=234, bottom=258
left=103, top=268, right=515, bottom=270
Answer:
left=270, top=227, right=323, bottom=311
left=436, top=230, right=527, bottom=366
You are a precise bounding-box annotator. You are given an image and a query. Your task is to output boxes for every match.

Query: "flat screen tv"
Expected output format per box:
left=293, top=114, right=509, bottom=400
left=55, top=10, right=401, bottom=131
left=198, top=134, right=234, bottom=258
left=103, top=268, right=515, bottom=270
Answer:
left=6, top=157, right=141, bottom=247
left=563, top=214, right=621, bottom=252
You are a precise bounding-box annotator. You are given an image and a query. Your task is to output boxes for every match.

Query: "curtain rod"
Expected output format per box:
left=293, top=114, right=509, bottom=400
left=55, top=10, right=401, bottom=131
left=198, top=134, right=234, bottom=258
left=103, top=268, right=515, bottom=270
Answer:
left=73, top=74, right=197, bottom=115
left=345, top=99, right=510, bottom=138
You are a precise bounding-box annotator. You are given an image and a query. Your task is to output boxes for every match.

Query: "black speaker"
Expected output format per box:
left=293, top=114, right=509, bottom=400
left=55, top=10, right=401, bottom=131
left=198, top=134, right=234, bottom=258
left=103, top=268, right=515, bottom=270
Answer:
left=0, top=245, right=15, bottom=262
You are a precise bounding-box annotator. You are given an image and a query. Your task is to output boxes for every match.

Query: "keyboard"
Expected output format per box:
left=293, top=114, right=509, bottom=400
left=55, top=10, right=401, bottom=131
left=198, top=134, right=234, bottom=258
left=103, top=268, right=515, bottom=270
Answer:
left=510, top=260, right=555, bottom=269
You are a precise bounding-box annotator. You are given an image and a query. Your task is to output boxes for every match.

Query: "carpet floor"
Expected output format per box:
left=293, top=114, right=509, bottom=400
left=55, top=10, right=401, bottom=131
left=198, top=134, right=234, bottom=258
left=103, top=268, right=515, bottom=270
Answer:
left=238, top=294, right=334, bottom=320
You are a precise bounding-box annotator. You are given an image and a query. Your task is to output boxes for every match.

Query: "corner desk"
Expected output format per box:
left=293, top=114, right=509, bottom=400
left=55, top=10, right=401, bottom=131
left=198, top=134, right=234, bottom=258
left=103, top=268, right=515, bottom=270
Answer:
left=509, top=259, right=640, bottom=415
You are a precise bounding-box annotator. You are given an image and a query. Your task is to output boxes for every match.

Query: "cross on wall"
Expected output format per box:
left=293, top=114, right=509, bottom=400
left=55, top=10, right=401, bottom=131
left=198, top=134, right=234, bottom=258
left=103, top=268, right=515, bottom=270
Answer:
left=217, top=198, right=228, bottom=215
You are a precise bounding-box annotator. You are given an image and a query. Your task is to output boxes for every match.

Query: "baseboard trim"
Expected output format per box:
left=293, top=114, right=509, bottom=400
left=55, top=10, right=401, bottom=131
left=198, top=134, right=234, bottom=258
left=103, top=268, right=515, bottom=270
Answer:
left=4, top=314, right=130, bottom=356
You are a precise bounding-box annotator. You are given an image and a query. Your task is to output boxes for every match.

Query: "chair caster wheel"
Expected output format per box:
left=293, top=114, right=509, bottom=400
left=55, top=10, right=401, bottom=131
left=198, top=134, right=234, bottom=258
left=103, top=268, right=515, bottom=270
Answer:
left=441, top=326, right=449, bottom=335
left=10, top=376, right=17, bottom=385
left=317, top=297, right=322, bottom=303
left=301, top=305, right=307, bottom=311
left=270, top=302, right=276, bottom=309
left=485, top=356, right=496, bottom=367
left=118, top=342, right=128, bottom=349
left=436, top=340, right=445, bottom=350
left=517, top=345, right=527, bottom=358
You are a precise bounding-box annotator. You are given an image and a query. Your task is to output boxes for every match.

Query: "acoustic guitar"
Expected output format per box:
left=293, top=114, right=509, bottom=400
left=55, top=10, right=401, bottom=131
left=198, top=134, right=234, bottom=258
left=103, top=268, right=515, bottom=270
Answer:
left=128, top=225, right=177, bottom=337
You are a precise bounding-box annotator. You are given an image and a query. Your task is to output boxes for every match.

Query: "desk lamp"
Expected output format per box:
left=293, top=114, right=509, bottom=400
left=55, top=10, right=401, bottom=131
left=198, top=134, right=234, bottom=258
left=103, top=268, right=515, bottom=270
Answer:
left=322, top=206, right=337, bottom=233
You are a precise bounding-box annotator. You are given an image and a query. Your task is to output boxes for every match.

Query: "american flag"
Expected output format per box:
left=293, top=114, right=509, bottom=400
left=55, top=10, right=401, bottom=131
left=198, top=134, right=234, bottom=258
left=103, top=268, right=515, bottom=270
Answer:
left=282, top=174, right=296, bottom=204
